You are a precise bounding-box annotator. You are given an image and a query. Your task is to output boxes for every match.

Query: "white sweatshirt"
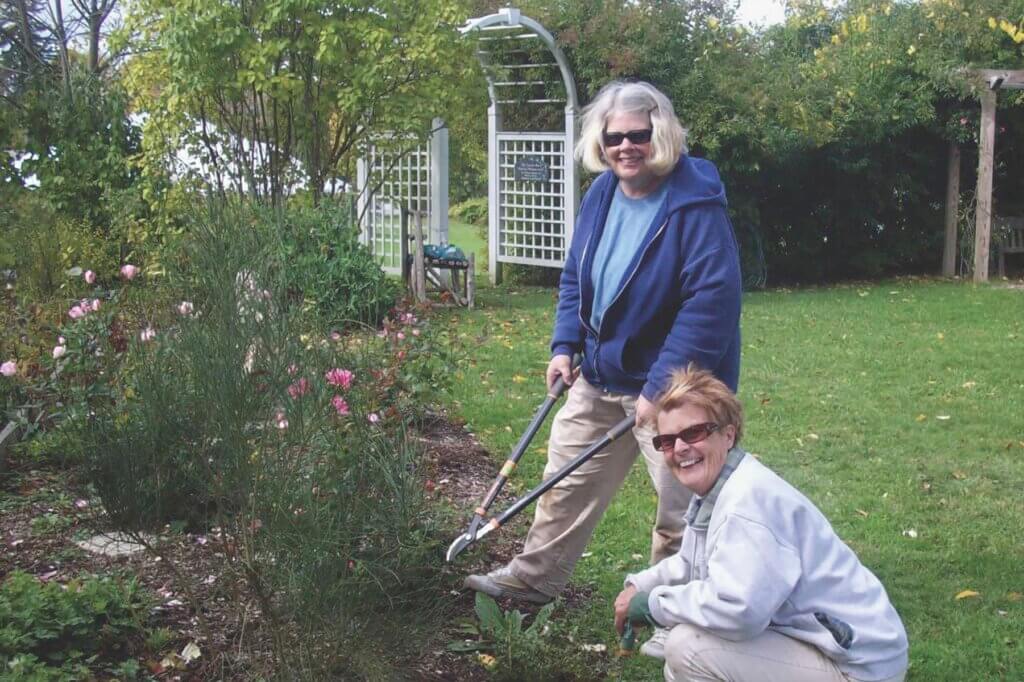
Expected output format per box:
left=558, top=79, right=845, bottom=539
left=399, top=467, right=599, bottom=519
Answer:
left=626, top=454, right=908, bottom=681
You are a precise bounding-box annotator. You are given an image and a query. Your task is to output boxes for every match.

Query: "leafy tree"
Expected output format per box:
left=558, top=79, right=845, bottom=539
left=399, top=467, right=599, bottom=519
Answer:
left=120, top=0, right=479, bottom=206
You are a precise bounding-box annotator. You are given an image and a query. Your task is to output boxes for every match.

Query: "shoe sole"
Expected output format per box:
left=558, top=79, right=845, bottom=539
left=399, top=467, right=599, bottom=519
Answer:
left=464, top=575, right=553, bottom=605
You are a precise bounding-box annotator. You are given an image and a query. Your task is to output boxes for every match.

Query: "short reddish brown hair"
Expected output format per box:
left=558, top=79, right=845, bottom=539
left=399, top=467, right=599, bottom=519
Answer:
left=655, top=364, right=744, bottom=444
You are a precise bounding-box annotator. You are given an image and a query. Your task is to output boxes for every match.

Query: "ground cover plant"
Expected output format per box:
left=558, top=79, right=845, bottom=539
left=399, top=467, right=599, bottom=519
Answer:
left=438, top=278, right=1024, bottom=680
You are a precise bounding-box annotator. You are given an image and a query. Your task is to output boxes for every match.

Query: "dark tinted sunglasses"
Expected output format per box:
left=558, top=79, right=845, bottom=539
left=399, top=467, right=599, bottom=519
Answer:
left=652, top=422, right=720, bottom=452
left=602, top=128, right=653, bottom=147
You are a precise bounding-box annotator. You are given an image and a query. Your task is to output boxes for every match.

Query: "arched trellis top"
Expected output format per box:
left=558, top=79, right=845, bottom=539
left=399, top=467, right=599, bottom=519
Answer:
left=461, top=7, right=581, bottom=284
left=461, top=7, right=579, bottom=114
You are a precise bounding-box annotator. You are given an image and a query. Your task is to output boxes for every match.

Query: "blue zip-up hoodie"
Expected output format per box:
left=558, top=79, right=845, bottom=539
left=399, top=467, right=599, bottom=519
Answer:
left=551, top=156, right=742, bottom=399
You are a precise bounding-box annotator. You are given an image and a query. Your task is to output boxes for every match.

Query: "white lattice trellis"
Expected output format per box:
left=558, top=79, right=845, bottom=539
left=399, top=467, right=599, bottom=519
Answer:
left=497, top=133, right=567, bottom=265
left=357, top=122, right=448, bottom=275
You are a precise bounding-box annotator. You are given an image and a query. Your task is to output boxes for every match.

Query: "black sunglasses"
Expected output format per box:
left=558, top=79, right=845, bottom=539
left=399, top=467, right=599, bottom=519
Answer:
left=602, top=128, right=653, bottom=147
left=652, top=422, right=720, bottom=452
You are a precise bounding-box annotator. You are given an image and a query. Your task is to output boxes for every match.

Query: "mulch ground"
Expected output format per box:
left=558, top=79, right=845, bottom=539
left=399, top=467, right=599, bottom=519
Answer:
left=0, top=410, right=597, bottom=680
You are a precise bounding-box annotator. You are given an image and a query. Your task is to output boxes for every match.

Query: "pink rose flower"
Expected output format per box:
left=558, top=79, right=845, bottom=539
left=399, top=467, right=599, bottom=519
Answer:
left=52, top=345, right=66, bottom=359
left=139, top=326, right=156, bottom=342
left=324, top=368, right=354, bottom=390
left=330, top=331, right=342, bottom=341
left=959, top=117, right=968, bottom=125
left=177, top=301, right=194, bottom=316
left=84, top=270, right=96, bottom=284
left=68, top=305, right=85, bottom=320
left=367, top=412, right=380, bottom=424
left=58, top=336, right=66, bottom=345
left=331, top=395, right=350, bottom=416
left=412, top=329, right=420, bottom=336
left=1, top=361, right=16, bottom=377
left=120, top=264, right=139, bottom=280
left=90, top=298, right=101, bottom=312
left=396, top=331, right=405, bottom=340
left=288, top=377, right=310, bottom=398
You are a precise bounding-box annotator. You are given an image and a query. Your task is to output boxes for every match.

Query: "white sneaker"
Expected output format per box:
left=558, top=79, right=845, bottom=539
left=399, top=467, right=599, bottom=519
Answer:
left=639, top=627, right=670, bottom=660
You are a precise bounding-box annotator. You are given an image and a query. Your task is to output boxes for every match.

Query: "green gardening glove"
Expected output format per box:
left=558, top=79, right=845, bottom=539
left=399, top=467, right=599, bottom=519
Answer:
left=627, top=591, right=662, bottom=629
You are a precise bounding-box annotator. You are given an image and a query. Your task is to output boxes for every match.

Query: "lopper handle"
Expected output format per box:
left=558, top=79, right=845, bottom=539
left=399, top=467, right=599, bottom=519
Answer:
left=468, top=353, right=582, bottom=531
left=493, top=414, right=634, bottom=528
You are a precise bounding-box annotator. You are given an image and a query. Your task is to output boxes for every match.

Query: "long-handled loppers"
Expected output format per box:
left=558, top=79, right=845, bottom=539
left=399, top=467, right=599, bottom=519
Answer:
left=445, top=355, right=580, bottom=562
left=446, top=411, right=635, bottom=561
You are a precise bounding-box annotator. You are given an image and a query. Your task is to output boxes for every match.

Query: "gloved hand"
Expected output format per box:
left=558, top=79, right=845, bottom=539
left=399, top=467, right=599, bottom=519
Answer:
left=626, top=590, right=661, bottom=629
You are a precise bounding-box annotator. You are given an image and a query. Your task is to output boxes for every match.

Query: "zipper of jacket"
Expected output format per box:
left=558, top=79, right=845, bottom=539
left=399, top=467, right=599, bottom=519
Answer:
left=576, top=232, right=602, bottom=383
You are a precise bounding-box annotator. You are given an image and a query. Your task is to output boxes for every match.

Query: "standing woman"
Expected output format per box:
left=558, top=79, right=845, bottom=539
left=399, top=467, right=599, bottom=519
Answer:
left=466, top=81, right=742, bottom=612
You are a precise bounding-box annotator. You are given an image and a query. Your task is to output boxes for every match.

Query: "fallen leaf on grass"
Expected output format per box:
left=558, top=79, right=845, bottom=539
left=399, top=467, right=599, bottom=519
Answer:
left=961, top=381, right=976, bottom=389
left=902, top=529, right=918, bottom=538
left=936, top=415, right=951, bottom=421
left=807, top=433, right=819, bottom=441
left=955, top=590, right=980, bottom=600
left=855, top=509, right=869, bottom=518
left=1008, top=592, right=1022, bottom=602
left=511, top=374, right=527, bottom=383
left=952, top=470, right=967, bottom=480
left=915, top=414, right=927, bottom=422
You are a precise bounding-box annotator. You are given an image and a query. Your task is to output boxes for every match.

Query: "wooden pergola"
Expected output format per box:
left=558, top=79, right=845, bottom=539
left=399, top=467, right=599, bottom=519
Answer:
left=943, top=69, right=1024, bottom=282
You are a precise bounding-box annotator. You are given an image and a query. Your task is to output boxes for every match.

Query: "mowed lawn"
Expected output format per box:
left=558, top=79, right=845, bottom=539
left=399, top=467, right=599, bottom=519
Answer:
left=438, top=279, right=1024, bottom=680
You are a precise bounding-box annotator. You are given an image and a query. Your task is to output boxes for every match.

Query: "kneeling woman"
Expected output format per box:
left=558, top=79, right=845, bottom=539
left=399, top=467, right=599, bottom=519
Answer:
left=614, top=367, right=908, bottom=682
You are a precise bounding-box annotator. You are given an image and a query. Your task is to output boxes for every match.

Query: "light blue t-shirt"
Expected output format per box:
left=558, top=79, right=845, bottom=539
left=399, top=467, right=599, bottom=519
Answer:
left=590, top=182, right=669, bottom=330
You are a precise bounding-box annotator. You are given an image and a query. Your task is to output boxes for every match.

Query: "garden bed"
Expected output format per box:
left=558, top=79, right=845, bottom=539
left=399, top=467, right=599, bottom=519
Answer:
left=1, top=410, right=597, bottom=680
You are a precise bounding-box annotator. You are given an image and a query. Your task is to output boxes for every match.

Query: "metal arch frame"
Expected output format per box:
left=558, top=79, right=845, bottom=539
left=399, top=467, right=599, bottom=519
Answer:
left=462, top=7, right=580, bottom=284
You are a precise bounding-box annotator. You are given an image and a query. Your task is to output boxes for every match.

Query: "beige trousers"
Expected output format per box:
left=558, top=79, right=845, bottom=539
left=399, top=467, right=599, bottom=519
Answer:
left=663, top=624, right=907, bottom=682
left=508, top=376, right=693, bottom=597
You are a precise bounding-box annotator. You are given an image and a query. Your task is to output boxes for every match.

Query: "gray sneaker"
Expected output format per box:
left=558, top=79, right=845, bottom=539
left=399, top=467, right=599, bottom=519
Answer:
left=464, top=565, right=553, bottom=604
left=639, top=627, right=670, bottom=660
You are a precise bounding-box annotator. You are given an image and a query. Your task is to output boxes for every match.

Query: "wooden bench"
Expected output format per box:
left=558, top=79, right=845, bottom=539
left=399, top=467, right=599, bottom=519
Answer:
left=996, top=216, right=1024, bottom=278
left=401, top=208, right=475, bottom=309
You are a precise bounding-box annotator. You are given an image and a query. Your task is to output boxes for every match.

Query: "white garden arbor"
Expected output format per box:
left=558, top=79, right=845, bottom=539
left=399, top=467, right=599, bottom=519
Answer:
left=462, top=8, right=580, bottom=284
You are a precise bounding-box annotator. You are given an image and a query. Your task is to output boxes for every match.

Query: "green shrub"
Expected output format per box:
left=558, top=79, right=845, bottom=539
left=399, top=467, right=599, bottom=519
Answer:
left=449, top=197, right=488, bottom=227
left=0, top=570, right=151, bottom=679
left=75, top=201, right=448, bottom=677
left=0, top=193, right=64, bottom=297
left=273, top=200, right=400, bottom=329
left=55, top=217, right=122, bottom=285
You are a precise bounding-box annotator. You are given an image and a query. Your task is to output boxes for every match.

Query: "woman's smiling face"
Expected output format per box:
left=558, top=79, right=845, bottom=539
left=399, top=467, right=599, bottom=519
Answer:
left=603, top=110, right=656, bottom=194
left=656, top=402, right=736, bottom=496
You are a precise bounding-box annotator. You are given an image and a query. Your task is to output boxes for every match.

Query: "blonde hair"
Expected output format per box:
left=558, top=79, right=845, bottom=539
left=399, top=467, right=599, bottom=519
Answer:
left=656, top=364, right=744, bottom=444
left=574, top=80, right=687, bottom=176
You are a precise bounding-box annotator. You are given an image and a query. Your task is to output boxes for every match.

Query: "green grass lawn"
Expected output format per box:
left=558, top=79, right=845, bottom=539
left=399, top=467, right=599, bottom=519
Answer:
left=437, top=279, right=1024, bottom=680
left=447, top=220, right=487, bottom=276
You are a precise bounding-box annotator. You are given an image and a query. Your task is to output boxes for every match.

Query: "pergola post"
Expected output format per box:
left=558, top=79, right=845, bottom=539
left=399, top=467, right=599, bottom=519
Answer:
left=942, top=141, right=960, bottom=277
left=965, top=69, right=1024, bottom=282
left=973, top=88, right=996, bottom=283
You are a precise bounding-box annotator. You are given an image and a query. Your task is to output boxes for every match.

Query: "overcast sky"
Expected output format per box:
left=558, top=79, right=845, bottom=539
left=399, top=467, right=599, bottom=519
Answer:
left=735, top=0, right=787, bottom=26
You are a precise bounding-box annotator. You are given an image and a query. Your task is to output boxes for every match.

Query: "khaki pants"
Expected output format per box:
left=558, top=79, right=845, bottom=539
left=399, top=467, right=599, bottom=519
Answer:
left=508, top=376, right=693, bottom=597
left=663, top=624, right=907, bottom=682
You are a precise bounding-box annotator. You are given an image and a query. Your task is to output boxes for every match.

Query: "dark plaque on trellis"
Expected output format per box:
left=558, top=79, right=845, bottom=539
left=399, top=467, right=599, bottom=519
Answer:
left=514, top=156, right=550, bottom=183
